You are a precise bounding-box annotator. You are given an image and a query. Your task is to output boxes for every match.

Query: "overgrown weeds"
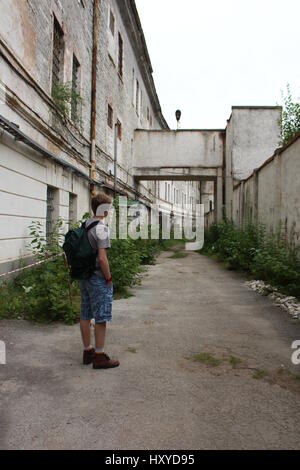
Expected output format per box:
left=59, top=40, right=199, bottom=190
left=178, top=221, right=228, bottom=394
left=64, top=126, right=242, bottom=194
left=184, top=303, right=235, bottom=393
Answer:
left=0, top=212, right=177, bottom=324
left=201, top=220, right=300, bottom=298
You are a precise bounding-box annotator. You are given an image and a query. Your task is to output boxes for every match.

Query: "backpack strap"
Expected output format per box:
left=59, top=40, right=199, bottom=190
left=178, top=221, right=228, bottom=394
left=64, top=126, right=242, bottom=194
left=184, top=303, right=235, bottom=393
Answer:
left=83, top=220, right=99, bottom=233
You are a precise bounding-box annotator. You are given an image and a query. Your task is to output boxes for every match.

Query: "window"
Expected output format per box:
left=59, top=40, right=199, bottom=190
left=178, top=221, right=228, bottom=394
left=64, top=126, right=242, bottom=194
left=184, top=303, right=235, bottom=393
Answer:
left=118, top=33, right=123, bottom=77
left=71, top=55, right=80, bottom=121
left=132, top=69, right=135, bottom=105
left=107, top=104, right=113, bottom=129
left=52, top=16, right=64, bottom=89
left=117, top=119, right=122, bottom=140
left=136, top=80, right=139, bottom=115
left=46, top=187, right=55, bottom=240
left=150, top=115, right=153, bottom=128
left=109, top=10, right=115, bottom=36
left=147, top=107, right=150, bottom=121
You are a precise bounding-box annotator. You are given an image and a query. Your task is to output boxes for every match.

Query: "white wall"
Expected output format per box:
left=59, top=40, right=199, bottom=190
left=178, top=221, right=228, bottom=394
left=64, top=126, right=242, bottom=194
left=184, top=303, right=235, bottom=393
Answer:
left=0, top=134, right=90, bottom=274
left=232, top=134, right=300, bottom=246
left=134, top=130, right=224, bottom=170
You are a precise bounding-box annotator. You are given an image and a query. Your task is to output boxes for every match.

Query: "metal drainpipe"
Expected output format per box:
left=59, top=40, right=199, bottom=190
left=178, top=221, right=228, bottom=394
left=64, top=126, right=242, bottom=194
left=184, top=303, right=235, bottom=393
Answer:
left=114, top=123, right=118, bottom=196
left=90, top=0, right=99, bottom=197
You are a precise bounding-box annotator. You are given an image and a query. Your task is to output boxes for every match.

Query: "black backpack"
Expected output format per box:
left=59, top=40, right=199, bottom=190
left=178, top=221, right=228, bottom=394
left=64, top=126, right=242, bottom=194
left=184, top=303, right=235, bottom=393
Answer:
left=63, top=221, right=99, bottom=280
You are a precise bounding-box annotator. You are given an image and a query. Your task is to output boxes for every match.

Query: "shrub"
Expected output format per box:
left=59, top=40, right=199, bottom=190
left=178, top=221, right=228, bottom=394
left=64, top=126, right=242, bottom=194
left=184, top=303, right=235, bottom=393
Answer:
left=202, top=220, right=300, bottom=297
left=0, top=210, right=176, bottom=324
left=280, top=84, right=300, bottom=146
left=108, top=238, right=141, bottom=292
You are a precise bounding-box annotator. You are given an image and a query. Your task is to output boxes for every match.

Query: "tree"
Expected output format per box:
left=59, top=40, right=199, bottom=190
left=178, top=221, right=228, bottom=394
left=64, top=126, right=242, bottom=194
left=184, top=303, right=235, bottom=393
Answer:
left=280, top=84, right=300, bottom=146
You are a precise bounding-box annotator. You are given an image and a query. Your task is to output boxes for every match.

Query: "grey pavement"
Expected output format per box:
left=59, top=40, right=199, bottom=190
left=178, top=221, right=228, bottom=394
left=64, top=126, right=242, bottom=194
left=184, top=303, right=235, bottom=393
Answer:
left=1, top=250, right=300, bottom=450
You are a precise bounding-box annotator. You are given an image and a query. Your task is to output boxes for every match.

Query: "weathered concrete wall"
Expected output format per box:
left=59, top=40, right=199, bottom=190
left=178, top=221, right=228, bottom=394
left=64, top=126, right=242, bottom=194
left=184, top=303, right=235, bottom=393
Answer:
left=233, top=133, right=300, bottom=246
left=0, top=0, right=171, bottom=273
left=134, top=130, right=224, bottom=171
left=225, top=106, right=281, bottom=219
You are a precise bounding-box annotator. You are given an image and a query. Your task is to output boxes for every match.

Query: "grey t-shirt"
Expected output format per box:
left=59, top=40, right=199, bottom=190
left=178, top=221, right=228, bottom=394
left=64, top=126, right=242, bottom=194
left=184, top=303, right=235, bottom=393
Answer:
left=86, top=217, right=110, bottom=277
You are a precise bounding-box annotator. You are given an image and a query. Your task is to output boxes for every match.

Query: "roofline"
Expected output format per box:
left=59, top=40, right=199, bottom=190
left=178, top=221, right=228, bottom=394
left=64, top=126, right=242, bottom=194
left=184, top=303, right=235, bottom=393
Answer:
left=116, top=0, right=169, bottom=130
left=226, top=105, right=282, bottom=126
left=134, top=129, right=226, bottom=133
left=231, top=105, right=282, bottom=110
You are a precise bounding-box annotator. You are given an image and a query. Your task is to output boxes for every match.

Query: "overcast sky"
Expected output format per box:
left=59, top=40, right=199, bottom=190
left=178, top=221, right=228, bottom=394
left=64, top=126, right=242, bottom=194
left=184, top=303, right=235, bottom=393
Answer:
left=135, top=0, right=300, bottom=130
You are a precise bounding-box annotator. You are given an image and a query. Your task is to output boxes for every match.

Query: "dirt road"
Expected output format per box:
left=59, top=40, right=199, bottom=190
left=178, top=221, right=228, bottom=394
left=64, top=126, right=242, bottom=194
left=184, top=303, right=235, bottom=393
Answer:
left=1, top=249, right=300, bottom=449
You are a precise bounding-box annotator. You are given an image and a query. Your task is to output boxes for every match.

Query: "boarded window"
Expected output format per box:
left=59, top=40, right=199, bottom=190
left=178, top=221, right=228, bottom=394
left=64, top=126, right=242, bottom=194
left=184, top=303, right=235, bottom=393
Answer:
left=118, top=33, right=123, bottom=77
left=69, top=193, right=77, bottom=225
left=52, top=16, right=64, bottom=89
left=107, top=104, right=113, bottom=128
left=71, top=55, right=80, bottom=121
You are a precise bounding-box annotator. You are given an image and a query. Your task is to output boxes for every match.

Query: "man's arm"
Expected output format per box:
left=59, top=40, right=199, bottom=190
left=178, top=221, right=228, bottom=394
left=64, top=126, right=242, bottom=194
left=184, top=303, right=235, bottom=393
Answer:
left=98, top=248, right=111, bottom=282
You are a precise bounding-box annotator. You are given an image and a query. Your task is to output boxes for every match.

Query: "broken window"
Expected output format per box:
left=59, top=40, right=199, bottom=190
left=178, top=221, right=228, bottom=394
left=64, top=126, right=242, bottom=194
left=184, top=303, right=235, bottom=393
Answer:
left=52, top=16, right=64, bottom=90
left=71, top=55, right=80, bottom=121
left=118, top=33, right=123, bottom=78
left=107, top=104, right=113, bottom=129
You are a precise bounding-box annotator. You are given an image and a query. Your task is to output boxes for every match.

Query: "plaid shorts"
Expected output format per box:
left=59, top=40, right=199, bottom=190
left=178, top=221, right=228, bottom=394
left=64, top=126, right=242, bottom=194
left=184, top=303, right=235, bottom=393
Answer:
left=79, top=274, right=113, bottom=324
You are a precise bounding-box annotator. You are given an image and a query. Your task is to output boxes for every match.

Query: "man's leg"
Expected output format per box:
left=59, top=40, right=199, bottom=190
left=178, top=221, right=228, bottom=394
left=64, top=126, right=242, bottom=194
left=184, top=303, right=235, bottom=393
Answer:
left=80, top=320, right=92, bottom=349
left=94, top=322, right=106, bottom=351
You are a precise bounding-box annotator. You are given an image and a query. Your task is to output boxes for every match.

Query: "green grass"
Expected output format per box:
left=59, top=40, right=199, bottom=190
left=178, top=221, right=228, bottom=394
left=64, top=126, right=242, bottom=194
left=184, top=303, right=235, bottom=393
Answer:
left=229, top=355, right=242, bottom=369
left=192, top=352, right=222, bottom=367
left=169, top=251, right=189, bottom=259
left=160, top=238, right=185, bottom=251
left=252, top=368, right=267, bottom=380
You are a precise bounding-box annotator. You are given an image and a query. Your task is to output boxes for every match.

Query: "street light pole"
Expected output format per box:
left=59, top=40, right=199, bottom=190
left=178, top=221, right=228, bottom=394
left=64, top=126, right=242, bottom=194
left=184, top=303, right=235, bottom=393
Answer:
left=175, top=109, right=181, bottom=131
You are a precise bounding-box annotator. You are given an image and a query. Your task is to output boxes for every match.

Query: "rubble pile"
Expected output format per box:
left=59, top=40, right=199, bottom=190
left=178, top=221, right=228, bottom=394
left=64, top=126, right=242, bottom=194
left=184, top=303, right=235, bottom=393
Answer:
left=245, top=280, right=300, bottom=320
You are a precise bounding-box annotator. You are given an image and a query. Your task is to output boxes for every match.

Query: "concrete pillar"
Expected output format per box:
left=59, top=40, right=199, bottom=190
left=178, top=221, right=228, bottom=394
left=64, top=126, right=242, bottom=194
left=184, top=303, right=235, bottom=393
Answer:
left=214, top=169, right=223, bottom=223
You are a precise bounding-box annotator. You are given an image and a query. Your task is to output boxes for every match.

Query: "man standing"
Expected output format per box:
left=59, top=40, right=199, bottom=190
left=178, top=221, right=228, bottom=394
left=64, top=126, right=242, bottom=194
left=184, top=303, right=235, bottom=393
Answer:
left=79, top=192, right=120, bottom=369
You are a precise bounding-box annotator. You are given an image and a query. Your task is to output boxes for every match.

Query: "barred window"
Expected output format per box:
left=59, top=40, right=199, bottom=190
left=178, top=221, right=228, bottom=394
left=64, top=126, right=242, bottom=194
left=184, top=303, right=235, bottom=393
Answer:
left=52, top=16, right=64, bottom=89
left=71, top=55, right=80, bottom=121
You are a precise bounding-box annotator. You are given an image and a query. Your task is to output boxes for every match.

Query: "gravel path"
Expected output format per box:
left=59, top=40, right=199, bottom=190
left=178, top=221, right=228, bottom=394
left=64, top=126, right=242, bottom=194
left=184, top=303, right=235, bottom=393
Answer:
left=1, top=250, right=300, bottom=450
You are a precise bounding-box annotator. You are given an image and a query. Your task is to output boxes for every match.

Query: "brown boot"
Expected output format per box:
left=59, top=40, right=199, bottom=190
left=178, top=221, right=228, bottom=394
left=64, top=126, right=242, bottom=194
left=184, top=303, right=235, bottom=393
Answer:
left=83, top=348, right=95, bottom=365
left=93, top=353, right=120, bottom=369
